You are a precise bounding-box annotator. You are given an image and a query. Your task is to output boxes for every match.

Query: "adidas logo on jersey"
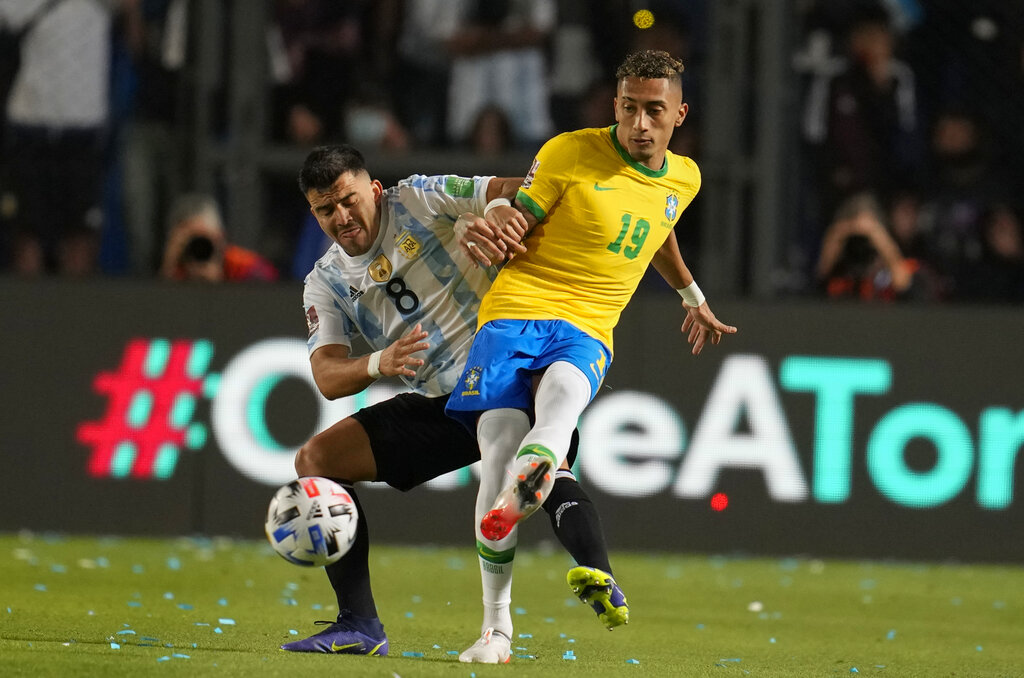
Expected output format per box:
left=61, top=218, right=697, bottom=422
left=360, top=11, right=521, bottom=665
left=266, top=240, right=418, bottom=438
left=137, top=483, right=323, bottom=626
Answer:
left=349, top=286, right=364, bottom=300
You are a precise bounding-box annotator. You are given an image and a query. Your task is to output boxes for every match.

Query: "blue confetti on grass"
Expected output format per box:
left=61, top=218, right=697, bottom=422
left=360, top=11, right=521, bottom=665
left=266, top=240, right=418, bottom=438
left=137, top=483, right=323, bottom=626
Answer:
left=194, top=622, right=209, bottom=626
left=132, top=565, right=144, bottom=574
left=518, top=633, right=532, bottom=638
left=850, top=668, right=859, bottom=673
left=110, top=642, right=120, bottom=650
left=166, top=557, right=181, bottom=571
left=696, top=623, right=705, bottom=630
left=163, top=592, right=174, bottom=600
left=626, top=658, right=640, bottom=664
left=51, top=564, right=67, bottom=573
left=214, top=628, right=223, bottom=634
left=405, top=612, right=414, bottom=618
left=177, top=603, right=193, bottom=611
left=116, top=630, right=136, bottom=635
left=34, top=584, right=47, bottom=592
left=770, top=638, right=777, bottom=644
left=976, top=645, right=983, bottom=652
left=401, top=651, right=424, bottom=658
left=127, top=601, right=142, bottom=608
left=172, top=653, right=190, bottom=659
left=218, top=618, right=235, bottom=625
left=217, top=598, right=228, bottom=607
left=140, top=636, right=160, bottom=642
left=447, top=650, right=458, bottom=655
left=288, top=630, right=298, bottom=635
left=514, top=607, right=527, bottom=615
left=157, top=656, right=170, bottom=662
left=886, top=629, right=897, bottom=640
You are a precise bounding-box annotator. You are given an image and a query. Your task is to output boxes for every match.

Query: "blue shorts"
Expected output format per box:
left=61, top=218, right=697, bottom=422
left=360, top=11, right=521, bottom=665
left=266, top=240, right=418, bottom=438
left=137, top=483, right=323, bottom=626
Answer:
left=444, top=319, right=612, bottom=432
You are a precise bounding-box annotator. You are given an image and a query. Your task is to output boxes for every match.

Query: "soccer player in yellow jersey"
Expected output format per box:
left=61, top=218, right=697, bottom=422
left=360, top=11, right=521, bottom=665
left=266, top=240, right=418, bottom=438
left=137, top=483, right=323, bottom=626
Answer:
left=446, top=50, right=737, bottom=661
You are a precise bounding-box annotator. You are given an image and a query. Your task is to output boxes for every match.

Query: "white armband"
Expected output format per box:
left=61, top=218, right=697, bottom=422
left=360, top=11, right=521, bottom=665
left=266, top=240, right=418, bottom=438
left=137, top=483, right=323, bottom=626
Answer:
left=484, top=197, right=511, bottom=215
left=366, top=350, right=383, bottom=379
left=676, top=281, right=706, bottom=308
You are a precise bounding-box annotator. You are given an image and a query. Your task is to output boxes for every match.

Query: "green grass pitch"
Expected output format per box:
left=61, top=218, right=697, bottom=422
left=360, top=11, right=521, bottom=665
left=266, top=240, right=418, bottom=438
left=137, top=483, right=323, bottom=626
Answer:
left=1, top=533, right=1021, bottom=677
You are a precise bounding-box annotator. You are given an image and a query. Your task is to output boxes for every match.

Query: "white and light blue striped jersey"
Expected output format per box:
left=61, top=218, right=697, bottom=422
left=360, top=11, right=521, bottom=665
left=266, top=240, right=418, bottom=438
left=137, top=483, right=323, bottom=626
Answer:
left=303, top=174, right=499, bottom=397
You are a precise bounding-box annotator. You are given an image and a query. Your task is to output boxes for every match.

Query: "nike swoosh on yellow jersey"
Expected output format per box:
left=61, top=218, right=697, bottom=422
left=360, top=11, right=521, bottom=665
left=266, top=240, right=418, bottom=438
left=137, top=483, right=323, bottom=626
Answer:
left=593, top=182, right=617, bottom=191
left=331, top=641, right=361, bottom=652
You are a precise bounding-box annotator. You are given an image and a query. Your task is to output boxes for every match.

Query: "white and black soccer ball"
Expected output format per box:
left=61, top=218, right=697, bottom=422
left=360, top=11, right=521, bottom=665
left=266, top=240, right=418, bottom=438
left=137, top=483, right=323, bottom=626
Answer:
left=265, top=477, right=359, bottom=567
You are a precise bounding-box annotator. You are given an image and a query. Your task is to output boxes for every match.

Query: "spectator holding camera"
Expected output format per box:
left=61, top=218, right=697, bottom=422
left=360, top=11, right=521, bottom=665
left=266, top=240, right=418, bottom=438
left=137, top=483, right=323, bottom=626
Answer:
left=160, top=194, right=278, bottom=282
left=816, top=192, right=938, bottom=302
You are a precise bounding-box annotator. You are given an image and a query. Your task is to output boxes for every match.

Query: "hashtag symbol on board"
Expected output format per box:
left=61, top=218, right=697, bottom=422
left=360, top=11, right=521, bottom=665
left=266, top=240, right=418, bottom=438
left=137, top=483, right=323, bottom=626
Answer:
left=76, top=338, right=217, bottom=479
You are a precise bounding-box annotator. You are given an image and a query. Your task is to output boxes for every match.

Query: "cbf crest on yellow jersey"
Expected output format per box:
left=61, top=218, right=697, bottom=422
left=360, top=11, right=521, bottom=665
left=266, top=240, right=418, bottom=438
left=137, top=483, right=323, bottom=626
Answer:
left=477, top=124, right=700, bottom=352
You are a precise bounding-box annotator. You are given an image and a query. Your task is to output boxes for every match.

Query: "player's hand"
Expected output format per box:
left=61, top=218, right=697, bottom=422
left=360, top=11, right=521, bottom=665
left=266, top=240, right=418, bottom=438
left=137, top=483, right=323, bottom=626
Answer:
left=681, top=303, right=737, bottom=356
left=379, top=324, right=429, bottom=377
left=484, top=204, right=529, bottom=261
left=455, top=213, right=504, bottom=267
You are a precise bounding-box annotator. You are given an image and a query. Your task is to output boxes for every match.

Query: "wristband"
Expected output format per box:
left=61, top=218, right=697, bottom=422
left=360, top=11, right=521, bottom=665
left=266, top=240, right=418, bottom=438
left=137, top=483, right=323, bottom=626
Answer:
left=484, top=197, right=511, bottom=214
left=366, top=350, right=383, bottom=379
left=676, top=281, right=706, bottom=308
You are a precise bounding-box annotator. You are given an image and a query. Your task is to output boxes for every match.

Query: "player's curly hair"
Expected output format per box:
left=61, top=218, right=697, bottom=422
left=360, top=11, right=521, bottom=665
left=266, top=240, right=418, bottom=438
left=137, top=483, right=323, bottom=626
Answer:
left=615, top=50, right=685, bottom=86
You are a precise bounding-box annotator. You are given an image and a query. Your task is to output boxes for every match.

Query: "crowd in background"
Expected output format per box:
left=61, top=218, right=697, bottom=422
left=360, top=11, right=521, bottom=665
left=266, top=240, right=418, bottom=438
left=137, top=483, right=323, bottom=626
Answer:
left=0, top=0, right=1021, bottom=303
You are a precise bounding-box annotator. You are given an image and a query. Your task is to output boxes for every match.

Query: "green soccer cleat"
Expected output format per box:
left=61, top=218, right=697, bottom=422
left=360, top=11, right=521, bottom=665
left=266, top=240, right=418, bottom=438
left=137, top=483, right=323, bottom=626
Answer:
left=567, top=566, right=630, bottom=629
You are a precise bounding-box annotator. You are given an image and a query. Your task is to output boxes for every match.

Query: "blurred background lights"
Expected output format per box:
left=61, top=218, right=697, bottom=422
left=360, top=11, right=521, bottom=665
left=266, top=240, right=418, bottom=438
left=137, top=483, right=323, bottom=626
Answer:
left=711, top=493, right=729, bottom=512
left=633, top=9, right=655, bottom=30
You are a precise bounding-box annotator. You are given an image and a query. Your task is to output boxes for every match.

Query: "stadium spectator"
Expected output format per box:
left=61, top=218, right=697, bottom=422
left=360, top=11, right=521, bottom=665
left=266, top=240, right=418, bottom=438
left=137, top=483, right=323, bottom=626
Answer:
left=119, top=0, right=187, bottom=275
left=816, top=192, right=937, bottom=302
left=269, top=0, right=374, bottom=145
left=954, top=204, right=1024, bottom=303
left=378, top=0, right=457, bottom=147
left=444, top=0, right=556, bottom=149
left=802, top=1, right=923, bottom=229
left=0, top=0, right=129, bottom=276
left=468, top=104, right=513, bottom=155
left=283, top=145, right=619, bottom=661
left=160, top=194, right=278, bottom=282
left=916, top=107, right=1011, bottom=298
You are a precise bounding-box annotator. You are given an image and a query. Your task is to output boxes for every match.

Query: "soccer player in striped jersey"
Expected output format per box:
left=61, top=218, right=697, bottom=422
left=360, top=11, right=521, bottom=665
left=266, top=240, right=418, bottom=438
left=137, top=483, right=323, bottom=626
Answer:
left=446, top=50, right=739, bottom=655
left=283, top=145, right=617, bottom=663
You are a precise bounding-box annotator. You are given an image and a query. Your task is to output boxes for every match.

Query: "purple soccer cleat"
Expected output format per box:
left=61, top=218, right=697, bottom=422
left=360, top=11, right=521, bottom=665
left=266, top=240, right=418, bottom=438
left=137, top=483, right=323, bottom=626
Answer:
left=281, top=611, right=388, bottom=655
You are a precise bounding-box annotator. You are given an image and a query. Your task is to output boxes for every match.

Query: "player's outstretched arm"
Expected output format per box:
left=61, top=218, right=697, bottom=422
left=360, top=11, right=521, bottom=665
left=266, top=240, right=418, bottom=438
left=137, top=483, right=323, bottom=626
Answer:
left=310, top=325, right=430, bottom=399
left=650, top=231, right=737, bottom=355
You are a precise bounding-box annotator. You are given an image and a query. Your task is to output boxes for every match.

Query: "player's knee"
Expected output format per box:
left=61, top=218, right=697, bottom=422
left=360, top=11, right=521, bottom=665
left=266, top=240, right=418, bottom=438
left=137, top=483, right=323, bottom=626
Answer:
left=294, top=437, right=328, bottom=477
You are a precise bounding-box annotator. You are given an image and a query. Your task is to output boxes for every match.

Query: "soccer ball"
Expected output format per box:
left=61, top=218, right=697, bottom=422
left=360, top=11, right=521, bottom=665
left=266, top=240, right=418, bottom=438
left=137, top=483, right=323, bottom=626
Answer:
left=265, top=477, right=359, bottom=567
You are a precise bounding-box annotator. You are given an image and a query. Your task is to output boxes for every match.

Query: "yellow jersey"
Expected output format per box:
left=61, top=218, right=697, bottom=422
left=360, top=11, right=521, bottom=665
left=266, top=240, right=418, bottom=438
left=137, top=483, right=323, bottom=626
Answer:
left=477, top=124, right=700, bottom=352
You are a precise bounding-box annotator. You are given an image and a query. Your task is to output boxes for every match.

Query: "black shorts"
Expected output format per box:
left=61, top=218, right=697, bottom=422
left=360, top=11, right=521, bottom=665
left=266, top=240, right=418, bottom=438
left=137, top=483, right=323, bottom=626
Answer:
left=351, top=392, right=579, bottom=492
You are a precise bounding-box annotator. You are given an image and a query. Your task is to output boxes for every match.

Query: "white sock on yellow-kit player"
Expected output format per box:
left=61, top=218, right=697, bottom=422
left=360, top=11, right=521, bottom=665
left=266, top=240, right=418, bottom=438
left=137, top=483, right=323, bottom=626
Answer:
left=459, top=408, right=528, bottom=663
left=480, top=361, right=593, bottom=541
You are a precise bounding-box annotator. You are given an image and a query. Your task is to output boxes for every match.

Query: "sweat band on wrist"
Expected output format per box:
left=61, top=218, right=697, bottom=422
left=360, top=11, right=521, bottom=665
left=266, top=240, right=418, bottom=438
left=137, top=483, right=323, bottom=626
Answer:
left=484, top=197, right=511, bottom=214
left=677, top=281, right=706, bottom=308
left=366, top=350, right=383, bottom=379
